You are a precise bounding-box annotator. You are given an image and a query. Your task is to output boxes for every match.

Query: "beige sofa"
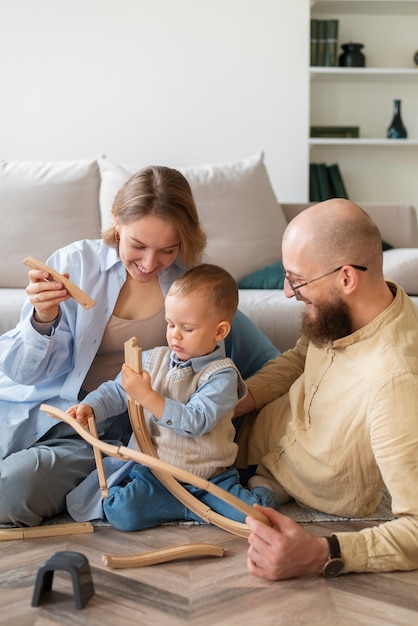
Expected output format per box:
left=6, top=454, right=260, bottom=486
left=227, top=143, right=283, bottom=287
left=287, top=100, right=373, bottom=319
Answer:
left=1, top=153, right=418, bottom=352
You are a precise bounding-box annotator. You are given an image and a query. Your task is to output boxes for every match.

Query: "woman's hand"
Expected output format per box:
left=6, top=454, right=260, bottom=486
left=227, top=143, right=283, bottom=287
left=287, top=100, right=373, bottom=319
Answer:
left=26, top=268, right=71, bottom=323
left=246, top=504, right=329, bottom=581
left=66, top=404, right=95, bottom=428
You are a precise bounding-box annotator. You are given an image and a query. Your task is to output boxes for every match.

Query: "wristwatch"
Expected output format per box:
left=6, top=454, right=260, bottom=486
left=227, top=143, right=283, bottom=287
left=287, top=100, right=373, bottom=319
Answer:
left=322, top=534, right=344, bottom=578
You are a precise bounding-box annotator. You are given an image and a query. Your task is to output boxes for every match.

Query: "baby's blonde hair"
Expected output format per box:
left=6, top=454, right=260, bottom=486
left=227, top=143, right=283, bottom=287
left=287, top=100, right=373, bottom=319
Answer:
left=168, top=264, right=238, bottom=322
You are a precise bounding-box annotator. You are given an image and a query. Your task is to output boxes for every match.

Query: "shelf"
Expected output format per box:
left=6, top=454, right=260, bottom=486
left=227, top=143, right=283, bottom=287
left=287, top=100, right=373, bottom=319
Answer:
left=310, top=67, right=418, bottom=80
left=309, top=138, right=418, bottom=146
left=309, top=1, right=418, bottom=209
left=311, top=1, right=418, bottom=15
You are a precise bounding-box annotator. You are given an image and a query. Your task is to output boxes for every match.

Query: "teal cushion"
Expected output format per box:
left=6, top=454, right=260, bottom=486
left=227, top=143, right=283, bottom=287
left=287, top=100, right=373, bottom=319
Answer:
left=238, top=240, right=392, bottom=290
left=238, top=261, right=284, bottom=289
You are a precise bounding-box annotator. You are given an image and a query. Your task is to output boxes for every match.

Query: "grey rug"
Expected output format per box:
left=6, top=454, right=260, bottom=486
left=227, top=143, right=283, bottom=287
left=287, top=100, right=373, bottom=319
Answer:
left=280, top=489, right=394, bottom=523
left=0, top=490, right=394, bottom=529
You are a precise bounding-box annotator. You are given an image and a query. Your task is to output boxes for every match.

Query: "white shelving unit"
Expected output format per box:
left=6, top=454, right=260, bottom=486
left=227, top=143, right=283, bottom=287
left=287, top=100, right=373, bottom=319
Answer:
left=310, top=67, right=418, bottom=79
left=310, top=65, right=418, bottom=144
left=310, top=138, right=418, bottom=145
left=311, top=1, right=418, bottom=15
left=309, top=0, right=418, bottom=207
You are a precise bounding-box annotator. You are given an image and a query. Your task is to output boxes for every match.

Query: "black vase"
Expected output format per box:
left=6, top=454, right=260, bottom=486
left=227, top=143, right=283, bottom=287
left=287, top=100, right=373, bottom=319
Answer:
left=339, top=43, right=365, bottom=67
left=387, top=99, right=407, bottom=139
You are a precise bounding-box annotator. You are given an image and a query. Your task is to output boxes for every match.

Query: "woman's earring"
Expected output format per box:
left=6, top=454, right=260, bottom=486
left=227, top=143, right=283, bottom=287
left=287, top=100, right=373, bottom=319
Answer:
left=115, top=230, right=120, bottom=243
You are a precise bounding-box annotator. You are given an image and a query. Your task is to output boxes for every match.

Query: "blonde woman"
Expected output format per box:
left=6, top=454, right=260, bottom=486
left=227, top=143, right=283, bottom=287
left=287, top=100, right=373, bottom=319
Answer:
left=0, top=166, right=278, bottom=527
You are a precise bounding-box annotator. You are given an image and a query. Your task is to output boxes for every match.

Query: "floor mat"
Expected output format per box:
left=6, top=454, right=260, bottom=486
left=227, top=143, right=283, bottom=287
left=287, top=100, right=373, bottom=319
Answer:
left=280, top=489, right=394, bottom=523
left=0, top=490, right=394, bottom=529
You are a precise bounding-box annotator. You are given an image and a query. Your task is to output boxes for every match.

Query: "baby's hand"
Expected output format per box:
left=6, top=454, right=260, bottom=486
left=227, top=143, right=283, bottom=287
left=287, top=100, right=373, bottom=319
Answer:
left=121, top=364, right=153, bottom=404
left=66, top=404, right=95, bottom=428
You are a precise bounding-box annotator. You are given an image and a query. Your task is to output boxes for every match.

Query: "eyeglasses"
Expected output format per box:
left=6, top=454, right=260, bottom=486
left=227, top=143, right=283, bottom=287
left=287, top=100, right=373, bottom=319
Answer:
left=283, top=264, right=368, bottom=293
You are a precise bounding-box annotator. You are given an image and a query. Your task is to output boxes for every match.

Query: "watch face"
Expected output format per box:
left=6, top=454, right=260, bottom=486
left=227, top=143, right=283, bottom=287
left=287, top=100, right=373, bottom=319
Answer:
left=323, top=558, right=344, bottom=578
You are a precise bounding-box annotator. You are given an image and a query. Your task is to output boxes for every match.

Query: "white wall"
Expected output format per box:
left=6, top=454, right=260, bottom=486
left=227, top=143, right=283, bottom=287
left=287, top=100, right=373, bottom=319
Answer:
left=0, top=0, right=310, bottom=202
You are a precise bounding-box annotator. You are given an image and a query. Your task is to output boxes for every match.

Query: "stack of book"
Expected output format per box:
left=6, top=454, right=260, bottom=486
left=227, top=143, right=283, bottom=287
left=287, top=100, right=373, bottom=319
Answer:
left=309, top=163, right=349, bottom=202
left=311, top=19, right=339, bottom=67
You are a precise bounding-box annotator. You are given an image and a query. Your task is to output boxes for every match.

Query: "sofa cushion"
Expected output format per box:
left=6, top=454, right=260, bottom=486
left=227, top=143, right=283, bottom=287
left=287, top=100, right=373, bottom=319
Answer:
left=383, top=248, right=418, bottom=296
left=238, top=289, right=305, bottom=352
left=1, top=159, right=101, bottom=288
left=99, top=153, right=287, bottom=282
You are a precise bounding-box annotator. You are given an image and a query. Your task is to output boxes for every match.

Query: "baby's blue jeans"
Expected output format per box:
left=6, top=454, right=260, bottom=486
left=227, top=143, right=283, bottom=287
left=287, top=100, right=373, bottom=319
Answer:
left=103, top=465, right=279, bottom=532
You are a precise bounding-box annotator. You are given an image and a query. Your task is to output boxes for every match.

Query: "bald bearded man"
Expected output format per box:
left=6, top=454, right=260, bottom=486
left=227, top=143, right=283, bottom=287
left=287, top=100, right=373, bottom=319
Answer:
left=235, top=199, right=418, bottom=581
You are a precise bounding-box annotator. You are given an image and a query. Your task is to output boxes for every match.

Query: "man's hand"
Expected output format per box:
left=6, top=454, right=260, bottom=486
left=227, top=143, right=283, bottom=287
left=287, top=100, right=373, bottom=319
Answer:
left=66, top=404, right=95, bottom=428
left=246, top=504, right=329, bottom=581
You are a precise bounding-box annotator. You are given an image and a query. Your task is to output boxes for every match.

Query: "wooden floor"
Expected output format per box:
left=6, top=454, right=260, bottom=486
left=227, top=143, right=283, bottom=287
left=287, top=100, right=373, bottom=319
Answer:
left=1, top=518, right=417, bottom=625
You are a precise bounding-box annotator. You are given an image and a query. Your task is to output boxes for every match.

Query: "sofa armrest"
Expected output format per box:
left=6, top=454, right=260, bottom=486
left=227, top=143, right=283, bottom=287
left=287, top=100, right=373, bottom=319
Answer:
left=280, top=203, right=313, bottom=223
left=281, top=202, right=418, bottom=249
left=359, top=203, right=418, bottom=248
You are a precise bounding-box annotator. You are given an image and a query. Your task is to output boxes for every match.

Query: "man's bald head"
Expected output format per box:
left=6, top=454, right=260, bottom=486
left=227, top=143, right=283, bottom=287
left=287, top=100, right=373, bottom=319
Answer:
left=283, top=199, right=383, bottom=277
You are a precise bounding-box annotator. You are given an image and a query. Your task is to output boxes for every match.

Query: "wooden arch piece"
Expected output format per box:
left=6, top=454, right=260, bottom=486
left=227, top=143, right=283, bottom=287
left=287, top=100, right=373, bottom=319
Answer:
left=40, top=338, right=270, bottom=567
left=123, top=337, right=265, bottom=539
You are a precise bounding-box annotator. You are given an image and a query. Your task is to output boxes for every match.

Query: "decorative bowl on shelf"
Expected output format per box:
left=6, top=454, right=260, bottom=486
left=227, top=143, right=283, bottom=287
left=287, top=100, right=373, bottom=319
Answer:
left=339, top=43, right=366, bottom=68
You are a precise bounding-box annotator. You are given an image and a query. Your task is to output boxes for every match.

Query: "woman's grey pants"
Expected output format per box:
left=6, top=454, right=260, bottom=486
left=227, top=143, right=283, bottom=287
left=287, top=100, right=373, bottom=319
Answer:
left=0, top=412, right=130, bottom=526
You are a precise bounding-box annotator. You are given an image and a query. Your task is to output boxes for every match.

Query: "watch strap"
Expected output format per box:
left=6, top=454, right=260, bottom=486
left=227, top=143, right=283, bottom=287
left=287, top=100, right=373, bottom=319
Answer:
left=322, top=534, right=344, bottom=577
left=324, top=534, right=341, bottom=559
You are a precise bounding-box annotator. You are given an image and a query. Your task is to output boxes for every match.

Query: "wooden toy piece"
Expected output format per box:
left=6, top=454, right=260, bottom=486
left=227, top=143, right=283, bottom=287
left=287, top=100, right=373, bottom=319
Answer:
left=123, top=337, right=157, bottom=458
left=40, top=403, right=271, bottom=534
left=103, top=543, right=226, bottom=569
left=22, top=256, right=96, bottom=309
left=88, top=416, right=109, bottom=499
left=0, top=522, right=94, bottom=541
left=123, top=338, right=267, bottom=538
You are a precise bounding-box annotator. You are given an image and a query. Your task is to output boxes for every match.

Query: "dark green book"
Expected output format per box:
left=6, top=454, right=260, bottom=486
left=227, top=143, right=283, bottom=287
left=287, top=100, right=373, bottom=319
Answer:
left=327, top=164, right=349, bottom=199
left=317, top=20, right=327, bottom=66
left=315, top=163, right=334, bottom=201
left=324, top=20, right=339, bottom=67
left=310, top=19, right=319, bottom=66
left=310, top=125, right=360, bottom=138
left=309, top=163, right=320, bottom=201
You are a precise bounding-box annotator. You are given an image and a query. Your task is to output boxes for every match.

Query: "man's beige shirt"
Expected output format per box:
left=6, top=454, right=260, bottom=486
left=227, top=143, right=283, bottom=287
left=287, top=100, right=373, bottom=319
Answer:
left=244, top=283, right=418, bottom=573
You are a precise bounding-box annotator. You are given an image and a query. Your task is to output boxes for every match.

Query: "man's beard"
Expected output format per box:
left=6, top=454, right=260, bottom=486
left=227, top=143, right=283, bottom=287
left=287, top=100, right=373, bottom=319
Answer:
left=300, top=296, right=353, bottom=347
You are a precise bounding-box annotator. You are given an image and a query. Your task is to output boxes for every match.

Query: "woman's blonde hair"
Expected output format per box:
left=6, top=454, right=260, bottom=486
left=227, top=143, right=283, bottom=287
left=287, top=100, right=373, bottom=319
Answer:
left=103, top=166, right=207, bottom=267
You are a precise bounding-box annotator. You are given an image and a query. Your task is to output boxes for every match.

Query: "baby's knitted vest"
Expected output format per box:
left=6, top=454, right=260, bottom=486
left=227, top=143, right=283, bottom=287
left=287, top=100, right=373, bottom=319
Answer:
left=131, top=346, right=246, bottom=479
